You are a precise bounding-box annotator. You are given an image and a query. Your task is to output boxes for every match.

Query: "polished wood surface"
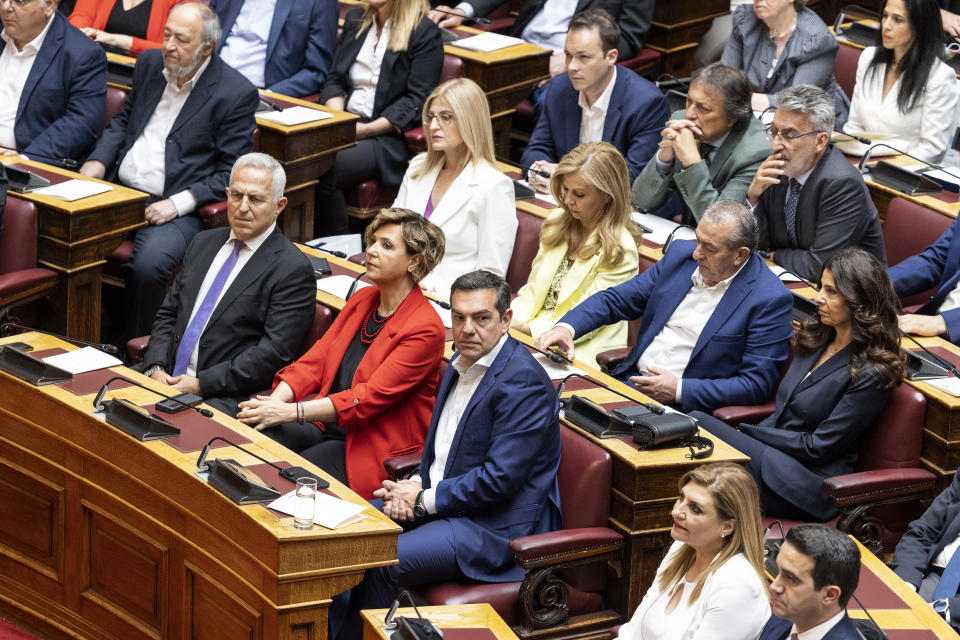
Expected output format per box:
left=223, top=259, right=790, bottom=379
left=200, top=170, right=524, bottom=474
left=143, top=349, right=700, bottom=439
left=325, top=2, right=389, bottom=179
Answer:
left=362, top=604, right=519, bottom=640
left=648, top=0, right=729, bottom=75
left=1, top=157, right=148, bottom=342
left=0, top=332, right=400, bottom=640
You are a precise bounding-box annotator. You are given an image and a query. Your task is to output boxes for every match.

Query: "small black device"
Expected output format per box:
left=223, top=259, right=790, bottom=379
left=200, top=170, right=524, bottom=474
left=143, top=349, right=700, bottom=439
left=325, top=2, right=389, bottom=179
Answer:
left=513, top=180, right=536, bottom=199
left=278, top=465, right=326, bottom=485
left=308, top=256, right=333, bottom=277
left=392, top=617, right=443, bottom=640
left=6, top=165, right=51, bottom=193
left=156, top=391, right=203, bottom=414
left=4, top=342, right=32, bottom=352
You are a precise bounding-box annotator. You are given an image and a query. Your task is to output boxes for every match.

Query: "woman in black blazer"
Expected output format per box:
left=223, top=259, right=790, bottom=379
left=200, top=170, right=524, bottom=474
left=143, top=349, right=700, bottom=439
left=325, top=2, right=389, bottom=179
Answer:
left=692, top=248, right=906, bottom=521
left=316, top=0, right=444, bottom=235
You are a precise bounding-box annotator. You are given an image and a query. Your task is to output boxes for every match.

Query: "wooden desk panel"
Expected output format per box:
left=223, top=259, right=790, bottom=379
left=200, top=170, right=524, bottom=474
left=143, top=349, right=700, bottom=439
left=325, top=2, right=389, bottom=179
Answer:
left=647, top=0, right=730, bottom=75
left=857, top=155, right=960, bottom=222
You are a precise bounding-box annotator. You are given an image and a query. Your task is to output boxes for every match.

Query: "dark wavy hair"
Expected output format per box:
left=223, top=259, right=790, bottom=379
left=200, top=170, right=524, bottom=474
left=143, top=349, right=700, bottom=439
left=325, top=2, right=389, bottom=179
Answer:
left=868, top=0, right=944, bottom=113
left=797, top=248, right=905, bottom=388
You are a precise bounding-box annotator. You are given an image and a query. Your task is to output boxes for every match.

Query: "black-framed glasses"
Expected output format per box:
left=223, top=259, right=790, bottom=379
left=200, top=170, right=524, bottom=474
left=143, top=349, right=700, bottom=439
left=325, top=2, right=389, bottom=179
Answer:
left=422, top=112, right=456, bottom=127
left=764, top=125, right=824, bottom=142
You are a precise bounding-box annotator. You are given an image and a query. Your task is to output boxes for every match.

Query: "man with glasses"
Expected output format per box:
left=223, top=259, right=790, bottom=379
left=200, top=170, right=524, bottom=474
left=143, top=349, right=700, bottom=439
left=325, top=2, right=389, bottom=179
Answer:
left=0, top=0, right=105, bottom=166
left=747, top=84, right=885, bottom=282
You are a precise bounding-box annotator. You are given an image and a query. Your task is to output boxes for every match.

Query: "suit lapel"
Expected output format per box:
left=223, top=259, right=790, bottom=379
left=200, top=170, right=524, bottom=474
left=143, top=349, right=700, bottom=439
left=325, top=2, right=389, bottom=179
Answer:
left=601, top=75, right=623, bottom=143
left=708, top=118, right=747, bottom=184
left=421, top=360, right=459, bottom=489
left=374, top=47, right=398, bottom=117
left=424, top=164, right=476, bottom=229
left=793, top=345, right=850, bottom=394
left=203, top=228, right=281, bottom=330
left=168, top=56, right=219, bottom=138
left=216, top=0, right=244, bottom=52
left=564, top=94, right=581, bottom=152
left=645, top=260, right=697, bottom=342
left=17, top=14, right=63, bottom=119
left=688, top=257, right=758, bottom=363
left=265, top=0, right=293, bottom=65
left=180, top=229, right=231, bottom=320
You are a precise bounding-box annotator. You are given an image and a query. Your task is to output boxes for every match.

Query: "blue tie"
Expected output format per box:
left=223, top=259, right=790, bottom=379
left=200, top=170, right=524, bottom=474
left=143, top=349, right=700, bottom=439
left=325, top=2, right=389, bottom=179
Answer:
left=172, top=239, right=244, bottom=376
left=933, top=546, right=960, bottom=600
left=784, top=179, right=801, bottom=248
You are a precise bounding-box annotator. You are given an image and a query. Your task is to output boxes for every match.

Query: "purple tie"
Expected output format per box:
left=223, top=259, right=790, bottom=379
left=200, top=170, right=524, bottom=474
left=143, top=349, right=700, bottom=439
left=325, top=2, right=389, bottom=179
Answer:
left=172, top=239, right=244, bottom=376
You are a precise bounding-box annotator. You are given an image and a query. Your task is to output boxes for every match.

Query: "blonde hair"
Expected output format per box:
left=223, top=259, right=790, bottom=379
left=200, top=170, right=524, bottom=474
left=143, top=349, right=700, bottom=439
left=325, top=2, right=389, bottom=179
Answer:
left=364, top=208, right=446, bottom=283
left=542, top=142, right=641, bottom=270
left=658, top=462, right=766, bottom=604
left=412, top=78, right=497, bottom=179
left=357, top=0, right=430, bottom=51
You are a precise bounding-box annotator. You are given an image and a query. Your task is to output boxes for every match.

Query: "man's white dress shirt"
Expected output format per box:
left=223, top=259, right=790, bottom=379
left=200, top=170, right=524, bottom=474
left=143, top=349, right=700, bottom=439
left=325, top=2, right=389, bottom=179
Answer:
left=578, top=67, right=616, bottom=145
left=0, top=15, right=55, bottom=151
left=219, top=0, right=278, bottom=88
left=790, top=610, right=846, bottom=640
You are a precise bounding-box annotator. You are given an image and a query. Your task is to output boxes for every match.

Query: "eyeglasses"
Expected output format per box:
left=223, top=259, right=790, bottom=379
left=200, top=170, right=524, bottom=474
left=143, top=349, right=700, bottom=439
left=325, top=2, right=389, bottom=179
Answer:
left=423, top=112, right=456, bottom=127
left=765, top=125, right=824, bottom=142
left=0, top=0, right=37, bottom=8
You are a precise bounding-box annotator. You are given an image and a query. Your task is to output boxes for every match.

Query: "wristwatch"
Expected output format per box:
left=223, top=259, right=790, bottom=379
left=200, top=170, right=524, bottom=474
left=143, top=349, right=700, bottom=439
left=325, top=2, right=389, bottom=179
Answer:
left=413, top=490, right=426, bottom=520
left=144, top=364, right=165, bottom=377
left=932, top=598, right=949, bottom=619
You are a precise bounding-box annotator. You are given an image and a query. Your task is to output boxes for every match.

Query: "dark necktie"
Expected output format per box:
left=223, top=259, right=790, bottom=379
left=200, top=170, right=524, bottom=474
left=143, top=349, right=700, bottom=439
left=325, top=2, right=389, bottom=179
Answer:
left=698, top=141, right=715, bottom=164
left=173, top=239, right=244, bottom=376
left=784, top=178, right=801, bottom=248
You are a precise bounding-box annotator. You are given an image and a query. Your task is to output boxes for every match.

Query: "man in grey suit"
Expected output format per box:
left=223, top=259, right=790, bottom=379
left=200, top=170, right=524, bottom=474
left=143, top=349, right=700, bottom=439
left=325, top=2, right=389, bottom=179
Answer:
left=747, top=84, right=885, bottom=282
left=631, top=62, right=769, bottom=224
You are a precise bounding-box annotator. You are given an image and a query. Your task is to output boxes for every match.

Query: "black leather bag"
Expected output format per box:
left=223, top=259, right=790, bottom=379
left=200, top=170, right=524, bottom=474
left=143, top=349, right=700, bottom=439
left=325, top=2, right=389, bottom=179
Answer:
left=612, top=404, right=699, bottom=447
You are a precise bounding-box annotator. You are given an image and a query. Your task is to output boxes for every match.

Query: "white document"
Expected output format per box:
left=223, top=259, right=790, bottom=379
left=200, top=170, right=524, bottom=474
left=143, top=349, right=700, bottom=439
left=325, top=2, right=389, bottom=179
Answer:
left=269, top=490, right=367, bottom=529
left=42, top=346, right=122, bottom=374
left=923, top=168, right=960, bottom=189
left=631, top=212, right=696, bottom=246
left=308, top=233, right=364, bottom=258
left=925, top=377, right=960, bottom=397
left=767, top=264, right=803, bottom=283
left=33, top=179, right=113, bottom=201
left=449, top=32, right=527, bottom=52
left=533, top=352, right=586, bottom=381
left=257, top=105, right=333, bottom=126
left=316, top=274, right=371, bottom=298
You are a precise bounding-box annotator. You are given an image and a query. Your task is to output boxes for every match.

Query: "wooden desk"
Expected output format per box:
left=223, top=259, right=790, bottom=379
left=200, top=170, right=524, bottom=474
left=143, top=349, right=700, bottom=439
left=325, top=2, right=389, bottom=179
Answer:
left=296, top=245, right=367, bottom=312
left=257, top=92, right=359, bottom=241
left=105, top=51, right=135, bottom=90
left=647, top=0, right=729, bottom=76
left=0, top=332, right=400, bottom=640
left=362, top=604, right=518, bottom=640
left=858, top=155, right=960, bottom=222
left=2, top=157, right=148, bottom=342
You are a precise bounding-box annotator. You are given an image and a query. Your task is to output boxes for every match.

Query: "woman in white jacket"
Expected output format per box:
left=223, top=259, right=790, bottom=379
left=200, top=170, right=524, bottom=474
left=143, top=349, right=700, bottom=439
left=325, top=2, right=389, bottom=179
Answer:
left=618, top=462, right=770, bottom=640
left=393, top=77, right=516, bottom=298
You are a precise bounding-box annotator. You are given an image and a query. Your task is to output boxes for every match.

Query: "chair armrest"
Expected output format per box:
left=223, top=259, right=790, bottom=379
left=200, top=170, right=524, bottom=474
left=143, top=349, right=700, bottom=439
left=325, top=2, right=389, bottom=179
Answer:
left=595, top=348, right=630, bottom=375
left=711, top=402, right=776, bottom=426
left=348, top=252, right=366, bottom=266
left=198, top=201, right=228, bottom=229
left=384, top=453, right=422, bottom=482
left=825, top=468, right=937, bottom=507
left=510, top=527, right=623, bottom=569
left=126, top=335, right=150, bottom=363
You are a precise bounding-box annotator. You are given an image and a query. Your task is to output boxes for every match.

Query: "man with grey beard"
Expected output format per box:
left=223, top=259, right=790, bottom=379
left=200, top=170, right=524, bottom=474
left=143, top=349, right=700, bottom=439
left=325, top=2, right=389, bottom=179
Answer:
left=81, top=2, right=258, bottom=341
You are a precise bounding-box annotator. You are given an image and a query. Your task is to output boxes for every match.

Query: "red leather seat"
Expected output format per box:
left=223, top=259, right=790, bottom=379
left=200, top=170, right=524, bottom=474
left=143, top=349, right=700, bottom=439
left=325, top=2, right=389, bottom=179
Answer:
left=103, top=86, right=128, bottom=133
left=833, top=43, right=862, bottom=101
left=617, top=48, right=661, bottom=75
left=0, top=197, right=58, bottom=319
left=505, top=210, right=543, bottom=293
left=883, top=196, right=952, bottom=309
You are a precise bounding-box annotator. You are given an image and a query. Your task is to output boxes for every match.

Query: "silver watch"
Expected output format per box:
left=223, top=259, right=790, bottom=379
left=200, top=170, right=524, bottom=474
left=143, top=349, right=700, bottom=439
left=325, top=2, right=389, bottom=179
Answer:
left=144, top=364, right=165, bottom=377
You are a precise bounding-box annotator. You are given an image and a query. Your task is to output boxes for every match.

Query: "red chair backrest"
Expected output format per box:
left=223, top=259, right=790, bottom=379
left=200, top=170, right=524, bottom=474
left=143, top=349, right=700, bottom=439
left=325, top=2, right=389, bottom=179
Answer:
left=505, top=210, right=543, bottom=294
left=103, top=86, right=128, bottom=133
left=441, top=54, right=465, bottom=82
left=301, top=303, right=334, bottom=355
left=0, top=197, right=38, bottom=274
left=883, top=196, right=953, bottom=307
left=558, top=424, right=612, bottom=530
left=833, top=43, right=862, bottom=100
left=857, top=383, right=926, bottom=471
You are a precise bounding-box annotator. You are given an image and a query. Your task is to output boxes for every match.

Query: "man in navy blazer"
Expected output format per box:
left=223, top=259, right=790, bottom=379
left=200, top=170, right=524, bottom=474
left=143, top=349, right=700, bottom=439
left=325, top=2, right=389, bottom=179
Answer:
left=520, top=9, right=668, bottom=188
left=888, top=218, right=960, bottom=345
left=537, top=201, right=794, bottom=413
left=81, top=2, right=258, bottom=340
left=211, top=0, right=336, bottom=98
left=333, top=270, right=562, bottom=640
left=891, top=469, right=960, bottom=630
left=760, top=525, right=864, bottom=640
left=0, top=4, right=105, bottom=166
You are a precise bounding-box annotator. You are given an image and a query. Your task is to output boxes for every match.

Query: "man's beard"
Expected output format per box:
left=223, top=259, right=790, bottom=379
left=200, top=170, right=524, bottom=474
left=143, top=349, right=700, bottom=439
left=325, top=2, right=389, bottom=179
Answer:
left=164, top=46, right=205, bottom=80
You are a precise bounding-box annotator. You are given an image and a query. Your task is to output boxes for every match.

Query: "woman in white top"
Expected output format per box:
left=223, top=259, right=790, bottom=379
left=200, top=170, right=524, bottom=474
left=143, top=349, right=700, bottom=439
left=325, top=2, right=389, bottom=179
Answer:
left=843, top=0, right=960, bottom=163
left=618, top=462, right=770, bottom=640
left=393, top=78, right=516, bottom=298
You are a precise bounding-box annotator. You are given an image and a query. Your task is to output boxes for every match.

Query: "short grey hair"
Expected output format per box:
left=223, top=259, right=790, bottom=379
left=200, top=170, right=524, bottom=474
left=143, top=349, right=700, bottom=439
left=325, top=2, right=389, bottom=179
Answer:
left=702, top=200, right=759, bottom=252
left=776, top=84, right=835, bottom=136
left=173, top=2, right=221, bottom=48
left=230, top=153, right=286, bottom=202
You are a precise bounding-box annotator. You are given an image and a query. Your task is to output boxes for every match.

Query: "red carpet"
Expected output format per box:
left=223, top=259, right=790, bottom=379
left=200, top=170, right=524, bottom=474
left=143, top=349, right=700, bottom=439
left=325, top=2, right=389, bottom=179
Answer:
left=0, top=617, right=38, bottom=640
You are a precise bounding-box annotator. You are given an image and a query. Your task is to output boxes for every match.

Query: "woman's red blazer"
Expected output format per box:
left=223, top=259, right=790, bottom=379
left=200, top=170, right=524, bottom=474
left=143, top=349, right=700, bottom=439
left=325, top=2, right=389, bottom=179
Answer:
left=69, top=0, right=185, bottom=53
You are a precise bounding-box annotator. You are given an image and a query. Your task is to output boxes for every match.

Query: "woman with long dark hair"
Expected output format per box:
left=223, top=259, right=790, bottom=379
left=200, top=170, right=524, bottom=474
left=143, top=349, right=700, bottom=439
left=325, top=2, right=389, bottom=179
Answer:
left=692, top=248, right=906, bottom=521
left=843, top=0, right=959, bottom=162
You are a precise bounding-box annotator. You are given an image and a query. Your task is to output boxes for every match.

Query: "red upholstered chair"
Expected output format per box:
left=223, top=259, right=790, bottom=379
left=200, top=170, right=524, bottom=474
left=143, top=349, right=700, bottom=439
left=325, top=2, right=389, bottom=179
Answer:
left=833, top=43, right=862, bottom=100
left=384, top=424, right=623, bottom=638
left=505, top=210, right=543, bottom=293
left=0, top=197, right=59, bottom=320
left=882, top=196, right=953, bottom=310
left=103, top=86, right=128, bottom=133
left=468, top=1, right=515, bottom=32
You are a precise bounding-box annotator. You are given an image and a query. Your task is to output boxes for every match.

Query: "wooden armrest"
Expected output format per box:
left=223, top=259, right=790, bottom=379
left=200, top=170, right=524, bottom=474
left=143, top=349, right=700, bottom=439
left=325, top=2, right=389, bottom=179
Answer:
left=384, top=453, right=422, bottom=482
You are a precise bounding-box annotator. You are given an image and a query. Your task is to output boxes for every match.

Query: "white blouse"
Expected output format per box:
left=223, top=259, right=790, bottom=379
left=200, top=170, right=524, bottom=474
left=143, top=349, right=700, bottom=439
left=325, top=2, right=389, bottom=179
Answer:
left=346, top=20, right=391, bottom=119
left=844, top=46, right=960, bottom=163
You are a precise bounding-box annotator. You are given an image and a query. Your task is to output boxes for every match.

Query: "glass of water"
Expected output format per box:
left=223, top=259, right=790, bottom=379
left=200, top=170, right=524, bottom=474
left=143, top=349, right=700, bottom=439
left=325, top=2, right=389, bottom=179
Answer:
left=293, top=478, right=317, bottom=530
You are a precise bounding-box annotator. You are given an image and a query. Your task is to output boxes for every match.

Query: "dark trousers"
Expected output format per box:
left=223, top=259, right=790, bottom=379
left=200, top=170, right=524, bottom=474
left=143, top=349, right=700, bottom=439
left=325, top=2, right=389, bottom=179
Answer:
left=315, top=138, right=379, bottom=237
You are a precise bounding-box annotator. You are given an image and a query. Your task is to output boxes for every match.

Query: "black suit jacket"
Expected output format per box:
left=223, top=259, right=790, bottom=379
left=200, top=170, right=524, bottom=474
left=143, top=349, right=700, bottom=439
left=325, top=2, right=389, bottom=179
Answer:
left=139, top=226, right=315, bottom=405
left=892, top=468, right=960, bottom=611
left=746, top=345, right=891, bottom=520
left=456, top=0, right=652, bottom=59
left=88, top=50, right=259, bottom=206
left=320, top=9, right=443, bottom=186
left=755, top=144, right=887, bottom=281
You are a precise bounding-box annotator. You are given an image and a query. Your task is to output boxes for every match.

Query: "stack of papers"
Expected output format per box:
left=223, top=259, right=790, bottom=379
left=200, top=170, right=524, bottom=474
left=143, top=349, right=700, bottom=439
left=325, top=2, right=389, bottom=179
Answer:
left=449, top=32, right=526, bottom=52
left=257, top=105, right=333, bottom=126
left=269, top=490, right=367, bottom=529
left=316, top=274, right=371, bottom=298
left=33, top=179, right=113, bottom=201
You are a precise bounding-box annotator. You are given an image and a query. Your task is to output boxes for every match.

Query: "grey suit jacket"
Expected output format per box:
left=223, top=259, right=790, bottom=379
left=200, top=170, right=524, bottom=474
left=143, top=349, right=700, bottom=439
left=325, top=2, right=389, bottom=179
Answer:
left=631, top=113, right=769, bottom=222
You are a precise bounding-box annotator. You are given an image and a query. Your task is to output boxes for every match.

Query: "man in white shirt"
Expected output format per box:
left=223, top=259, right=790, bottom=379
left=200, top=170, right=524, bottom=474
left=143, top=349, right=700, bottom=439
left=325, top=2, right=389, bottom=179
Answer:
left=137, top=153, right=314, bottom=417
left=536, top=201, right=794, bottom=413
left=79, top=2, right=259, bottom=340
left=759, top=524, right=865, bottom=640
left=330, top=270, right=562, bottom=640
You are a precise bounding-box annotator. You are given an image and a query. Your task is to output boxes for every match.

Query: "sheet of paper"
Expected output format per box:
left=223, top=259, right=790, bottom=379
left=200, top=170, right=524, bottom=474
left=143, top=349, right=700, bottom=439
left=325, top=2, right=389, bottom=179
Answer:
left=925, top=377, right=960, bottom=397
left=533, top=352, right=586, bottom=381
left=767, top=264, right=803, bottom=283
left=257, top=105, right=333, bottom=126
left=269, top=490, right=367, bottom=529
left=449, top=32, right=527, bottom=52
left=630, top=212, right=696, bottom=246
left=923, top=168, right=960, bottom=188
left=42, top=346, right=122, bottom=374
left=308, top=233, right=363, bottom=257
left=316, top=274, right=371, bottom=299
left=32, top=179, right=113, bottom=201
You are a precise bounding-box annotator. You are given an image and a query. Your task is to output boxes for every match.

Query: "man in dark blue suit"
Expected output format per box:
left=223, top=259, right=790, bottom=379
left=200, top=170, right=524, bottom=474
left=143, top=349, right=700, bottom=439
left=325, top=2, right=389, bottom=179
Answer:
left=891, top=469, right=960, bottom=631
left=0, top=1, right=105, bottom=166
left=211, top=0, right=336, bottom=98
left=520, top=9, right=668, bottom=190
left=760, top=525, right=864, bottom=640
left=80, top=2, right=258, bottom=340
left=333, top=270, right=562, bottom=640
left=537, top=201, right=794, bottom=413
left=888, top=218, right=960, bottom=345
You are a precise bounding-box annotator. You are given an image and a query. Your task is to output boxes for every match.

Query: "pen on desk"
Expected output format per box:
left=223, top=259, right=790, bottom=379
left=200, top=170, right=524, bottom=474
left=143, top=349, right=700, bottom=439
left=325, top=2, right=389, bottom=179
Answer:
left=528, top=166, right=551, bottom=179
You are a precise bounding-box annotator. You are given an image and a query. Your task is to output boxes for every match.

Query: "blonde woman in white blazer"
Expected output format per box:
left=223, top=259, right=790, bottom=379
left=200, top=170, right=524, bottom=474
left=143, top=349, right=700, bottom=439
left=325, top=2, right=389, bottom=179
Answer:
left=618, top=463, right=770, bottom=640
left=393, top=78, right=516, bottom=298
left=511, top=142, right=640, bottom=368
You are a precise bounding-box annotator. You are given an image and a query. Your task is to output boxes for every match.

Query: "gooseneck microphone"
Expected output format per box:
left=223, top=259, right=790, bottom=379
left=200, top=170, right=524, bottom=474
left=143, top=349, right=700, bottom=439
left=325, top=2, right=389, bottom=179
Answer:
left=775, top=268, right=820, bottom=291
left=93, top=375, right=214, bottom=417
left=663, top=223, right=697, bottom=253
left=556, top=372, right=664, bottom=414
left=196, top=436, right=326, bottom=485
left=858, top=142, right=960, bottom=180
left=429, top=6, right=491, bottom=24
left=525, top=340, right=575, bottom=365
left=345, top=270, right=366, bottom=301
left=832, top=129, right=872, bottom=145
left=900, top=330, right=960, bottom=378
left=1, top=322, right=119, bottom=354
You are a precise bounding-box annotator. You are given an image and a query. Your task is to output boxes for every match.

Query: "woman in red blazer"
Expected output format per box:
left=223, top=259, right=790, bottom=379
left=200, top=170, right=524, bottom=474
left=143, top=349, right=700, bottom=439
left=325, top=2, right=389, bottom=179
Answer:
left=70, top=0, right=184, bottom=54
left=238, top=209, right=447, bottom=499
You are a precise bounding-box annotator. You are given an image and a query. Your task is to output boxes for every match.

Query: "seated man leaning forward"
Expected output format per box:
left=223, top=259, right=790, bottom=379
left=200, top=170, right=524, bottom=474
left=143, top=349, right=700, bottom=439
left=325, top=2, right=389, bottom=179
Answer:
left=331, top=270, right=562, bottom=640
left=536, top=200, right=794, bottom=413
left=136, top=153, right=316, bottom=418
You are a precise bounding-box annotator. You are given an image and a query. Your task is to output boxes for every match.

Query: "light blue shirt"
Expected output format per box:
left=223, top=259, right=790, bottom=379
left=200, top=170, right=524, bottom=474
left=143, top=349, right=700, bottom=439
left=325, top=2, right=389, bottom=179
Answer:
left=219, top=0, right=278, bottom=88
left=520, top=0, right=579, bottom=54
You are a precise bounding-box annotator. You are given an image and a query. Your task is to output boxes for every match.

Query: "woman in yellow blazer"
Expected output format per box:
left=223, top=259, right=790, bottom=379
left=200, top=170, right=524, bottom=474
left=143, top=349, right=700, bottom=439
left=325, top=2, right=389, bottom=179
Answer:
left=511, top=142, right=641, bottom=368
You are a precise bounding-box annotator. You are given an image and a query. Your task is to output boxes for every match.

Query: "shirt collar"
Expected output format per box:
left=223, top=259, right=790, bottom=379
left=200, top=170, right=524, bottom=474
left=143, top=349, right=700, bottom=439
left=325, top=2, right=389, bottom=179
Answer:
left=228, top=221, right=275, bottom=253
left=691, top=257, right=748, bottom=290
left=792, top=162, right=817, bottom=187
left=577, top=66, right=617, bottom=113
left=791, top=610, right=846, bottom=640
left=453, top=333, right=509, bottom=376
left=702, top=129, right=729, bottom=153
left=1, top=11, right=55, bottom=55
left=162, top=53, right=212, bottom=90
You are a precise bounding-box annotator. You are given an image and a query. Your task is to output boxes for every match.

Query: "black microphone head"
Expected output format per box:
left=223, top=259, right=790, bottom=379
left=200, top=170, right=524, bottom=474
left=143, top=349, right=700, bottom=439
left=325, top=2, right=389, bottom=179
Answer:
left=197, top=407, right=214, bottom=418
left=99, top=343, right=120, bottom=355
